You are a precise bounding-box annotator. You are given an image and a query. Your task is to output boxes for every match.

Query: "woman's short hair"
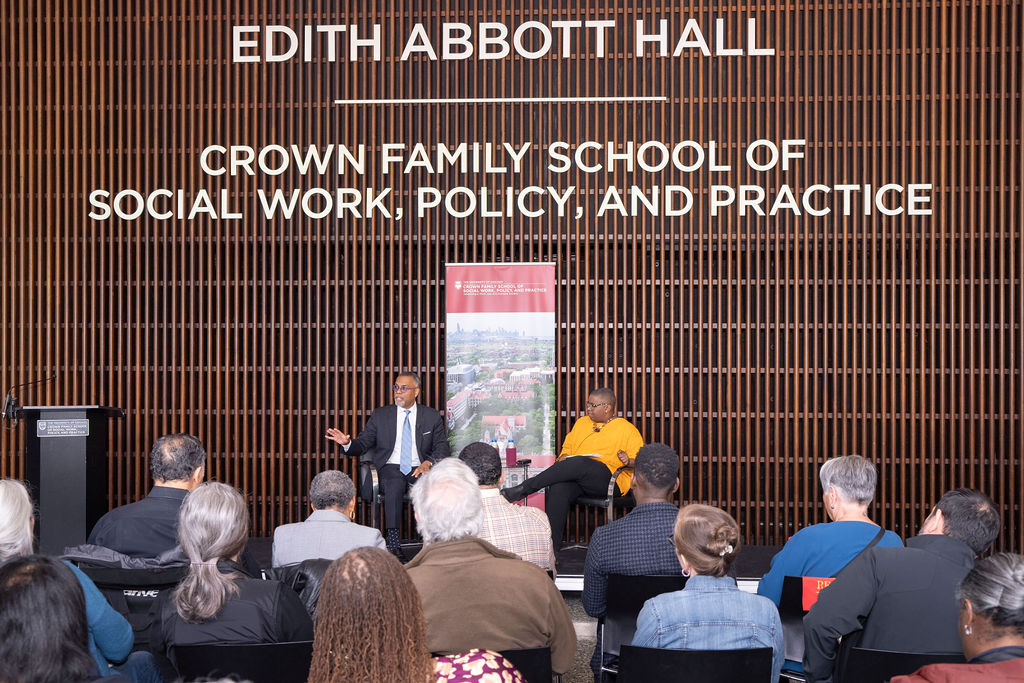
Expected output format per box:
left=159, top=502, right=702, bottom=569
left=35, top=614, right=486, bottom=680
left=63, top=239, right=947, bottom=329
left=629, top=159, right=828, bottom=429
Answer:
left=0, top=555, right=96, bottom=683
left=0, top=479, right=34, bottom=563
left=308, top=546, right=433, bottom=683
left=956, top=552, right=1024, bottom=635
left=818, top=455, right=877, bottom=506
left=309, top=470, right=356, bottom=510
left=410, top=458, right=482, bottom=544
left=173, top=482, right=249, bottom=622
left=673, top=504, right=741, bottom=578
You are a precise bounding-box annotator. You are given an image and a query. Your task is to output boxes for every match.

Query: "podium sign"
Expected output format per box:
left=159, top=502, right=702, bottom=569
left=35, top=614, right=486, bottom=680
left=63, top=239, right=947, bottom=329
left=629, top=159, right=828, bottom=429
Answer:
left=17, top=406, right=124, bottom=554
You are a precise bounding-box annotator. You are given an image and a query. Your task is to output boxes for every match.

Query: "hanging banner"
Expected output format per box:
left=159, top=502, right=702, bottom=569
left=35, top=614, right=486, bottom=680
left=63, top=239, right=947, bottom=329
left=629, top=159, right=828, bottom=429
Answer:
left=446, top=263, right=556, bottom=498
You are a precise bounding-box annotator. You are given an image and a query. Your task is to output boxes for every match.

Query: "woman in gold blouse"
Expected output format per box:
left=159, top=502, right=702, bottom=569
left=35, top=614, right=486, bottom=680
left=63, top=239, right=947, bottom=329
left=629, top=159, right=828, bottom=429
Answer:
left=502, top=387, right=643, bottom=548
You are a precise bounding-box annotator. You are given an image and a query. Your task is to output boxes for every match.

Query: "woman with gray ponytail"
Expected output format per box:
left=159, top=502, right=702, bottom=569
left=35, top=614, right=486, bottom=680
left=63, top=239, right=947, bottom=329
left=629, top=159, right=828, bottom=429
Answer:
left=150, top=483, right=312, bottom=669
left=632, top=504, right=784, bottom=682
left=892, top=553, right=1024, bottom=682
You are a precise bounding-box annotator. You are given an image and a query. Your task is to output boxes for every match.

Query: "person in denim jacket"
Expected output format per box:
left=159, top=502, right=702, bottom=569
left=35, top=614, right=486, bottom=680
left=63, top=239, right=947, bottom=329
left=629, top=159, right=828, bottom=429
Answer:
left=632, top=504, right=784, bottom=682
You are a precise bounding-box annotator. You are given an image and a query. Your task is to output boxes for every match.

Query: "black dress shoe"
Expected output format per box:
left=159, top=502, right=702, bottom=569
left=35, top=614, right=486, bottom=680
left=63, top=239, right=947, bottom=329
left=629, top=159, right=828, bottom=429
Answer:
left=501, top=483, right=529, bottom=502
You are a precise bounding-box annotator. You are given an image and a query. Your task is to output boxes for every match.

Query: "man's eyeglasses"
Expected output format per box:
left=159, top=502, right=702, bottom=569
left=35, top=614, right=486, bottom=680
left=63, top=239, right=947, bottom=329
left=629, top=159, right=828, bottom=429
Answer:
left=392, top=384, right=417, bottom=392
left=586, top=402, right=610, bottom=409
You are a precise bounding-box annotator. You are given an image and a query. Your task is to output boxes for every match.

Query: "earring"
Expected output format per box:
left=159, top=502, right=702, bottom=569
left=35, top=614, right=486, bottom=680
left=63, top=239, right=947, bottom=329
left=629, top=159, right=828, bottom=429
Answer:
left=682, top=568, right=690, bottom=577
left=963, top=624, right=972, bottom=636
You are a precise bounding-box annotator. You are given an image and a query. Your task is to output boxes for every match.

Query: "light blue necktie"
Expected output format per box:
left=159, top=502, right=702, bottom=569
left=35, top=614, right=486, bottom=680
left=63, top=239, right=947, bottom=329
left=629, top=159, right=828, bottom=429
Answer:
left=400, top=409, right=413, bottom=474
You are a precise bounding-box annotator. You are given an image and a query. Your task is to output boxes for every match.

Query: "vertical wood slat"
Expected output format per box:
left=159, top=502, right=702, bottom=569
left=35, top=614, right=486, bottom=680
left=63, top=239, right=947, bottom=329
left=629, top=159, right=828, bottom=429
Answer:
left=0, top=1, right=1020, bottom=550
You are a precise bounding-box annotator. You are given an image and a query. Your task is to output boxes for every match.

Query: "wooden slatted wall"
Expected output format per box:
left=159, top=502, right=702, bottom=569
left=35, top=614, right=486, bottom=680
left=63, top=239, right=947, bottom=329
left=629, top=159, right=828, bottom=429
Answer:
left=1, top=1, right=1021, bottom=549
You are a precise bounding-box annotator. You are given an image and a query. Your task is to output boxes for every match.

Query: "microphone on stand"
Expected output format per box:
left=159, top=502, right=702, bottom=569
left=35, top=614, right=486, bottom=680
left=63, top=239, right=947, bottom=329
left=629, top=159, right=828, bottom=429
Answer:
left=2, top=374, right=57, bottom=426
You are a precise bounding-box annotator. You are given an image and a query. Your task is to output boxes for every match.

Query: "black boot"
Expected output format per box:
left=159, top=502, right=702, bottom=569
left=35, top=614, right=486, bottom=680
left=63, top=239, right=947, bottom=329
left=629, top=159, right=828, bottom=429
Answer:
left=502, top=482, right=529, bottom=502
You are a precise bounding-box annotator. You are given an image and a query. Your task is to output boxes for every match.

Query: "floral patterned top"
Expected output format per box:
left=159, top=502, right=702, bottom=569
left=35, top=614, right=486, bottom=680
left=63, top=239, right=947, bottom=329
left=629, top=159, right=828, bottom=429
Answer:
left=434, top=649, right=526, bottom=682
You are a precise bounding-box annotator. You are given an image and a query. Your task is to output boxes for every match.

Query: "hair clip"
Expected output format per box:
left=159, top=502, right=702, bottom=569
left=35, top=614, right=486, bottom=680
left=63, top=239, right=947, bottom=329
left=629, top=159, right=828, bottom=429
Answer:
left=719, top=544, right=734, bottom=557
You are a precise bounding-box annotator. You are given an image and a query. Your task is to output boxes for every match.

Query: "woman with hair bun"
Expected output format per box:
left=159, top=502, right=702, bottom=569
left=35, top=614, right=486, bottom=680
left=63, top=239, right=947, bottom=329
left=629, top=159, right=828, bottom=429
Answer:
left=632, top=504, right=784, bottom=682
left=149, top=482, right=313, bottom=669
left=892, top=552, right=1024, bottom=682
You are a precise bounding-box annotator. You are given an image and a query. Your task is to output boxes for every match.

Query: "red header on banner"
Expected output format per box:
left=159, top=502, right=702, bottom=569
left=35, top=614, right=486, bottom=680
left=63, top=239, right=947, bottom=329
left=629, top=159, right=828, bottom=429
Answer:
left=446, top=263, right=555, bottom=314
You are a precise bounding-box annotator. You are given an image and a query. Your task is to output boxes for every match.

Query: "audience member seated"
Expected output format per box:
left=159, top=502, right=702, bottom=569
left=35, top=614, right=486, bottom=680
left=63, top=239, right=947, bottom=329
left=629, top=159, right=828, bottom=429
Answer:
left=804, top=488, right=1002, bottom=683
left=632, top=503, right=784, bottom=682
left=405, top=459, right=577, bottom=675
left=0, top=554, right=131, bottom=683
left=0, top=479, right=160, bottom=683
left=502, top=387, right=644, bottom=549
left=583, top=442, right=682, bottom=677
left=272, top=470, right=384, bottom=567
left=149, top=482, right=313, bottom=670
left=758, top=455, right=903, bottom=605
left=307, top=546, right=525, bottom=682
left=891, top=552, right=1024, bottom=682
left=459, top=441, right=555, bottom=572
left=88, top=434, right=206, bottom=557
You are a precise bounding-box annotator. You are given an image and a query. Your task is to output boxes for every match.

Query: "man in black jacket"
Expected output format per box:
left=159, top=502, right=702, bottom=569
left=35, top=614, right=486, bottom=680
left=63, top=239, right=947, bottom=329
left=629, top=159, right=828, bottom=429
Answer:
left=326, top=372, right=450, bottom=555
left=803, top=488, right=1002, bottom=683
left=88, top=433, right=205, bottom=557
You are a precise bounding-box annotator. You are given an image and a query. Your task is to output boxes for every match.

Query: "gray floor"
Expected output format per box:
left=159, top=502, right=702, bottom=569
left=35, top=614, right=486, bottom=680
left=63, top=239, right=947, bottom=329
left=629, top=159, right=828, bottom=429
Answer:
left=564, top=592, right=598, bottom=683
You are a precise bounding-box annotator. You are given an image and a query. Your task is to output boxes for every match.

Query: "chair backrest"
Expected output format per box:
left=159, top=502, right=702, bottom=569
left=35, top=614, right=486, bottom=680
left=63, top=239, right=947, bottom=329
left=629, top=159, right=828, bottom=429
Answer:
left=839, top=647, right=966, bottom=683
left=603, top=574, right=688, bottom=656
left=263, top=558, right=332, bottom=620
left=778, top=575, right=834, bottom=663
left=173, top=640, right=314, bottom=683
left=499, top=646, right=552, bottom=683
left=617, top=645, right=774, bottom=683
left=75, top=565, right=188, bottom=652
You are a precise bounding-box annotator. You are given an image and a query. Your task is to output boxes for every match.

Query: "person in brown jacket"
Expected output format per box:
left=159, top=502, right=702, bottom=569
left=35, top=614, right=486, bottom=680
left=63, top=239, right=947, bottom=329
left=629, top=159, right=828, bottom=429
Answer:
left=405, top=458, right=577, bottom=674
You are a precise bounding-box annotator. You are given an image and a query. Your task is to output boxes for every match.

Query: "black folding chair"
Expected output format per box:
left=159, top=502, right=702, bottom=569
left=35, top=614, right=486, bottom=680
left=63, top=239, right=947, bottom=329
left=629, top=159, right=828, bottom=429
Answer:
left=838, top=646, right=965, bottom=683
left=597, top=573, right=688, bottom=681
left=777, top=574, right=834, bottom=682
left=617, top=645, right=774, bottom=683
left=500, top=646, right=562, bottom=683
left=173, top=640, right=314, bottom=683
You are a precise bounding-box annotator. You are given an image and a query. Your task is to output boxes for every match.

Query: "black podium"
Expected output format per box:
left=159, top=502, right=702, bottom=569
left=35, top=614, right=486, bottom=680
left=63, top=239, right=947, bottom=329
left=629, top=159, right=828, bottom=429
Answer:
left=17, top=406, right=124, bottom=554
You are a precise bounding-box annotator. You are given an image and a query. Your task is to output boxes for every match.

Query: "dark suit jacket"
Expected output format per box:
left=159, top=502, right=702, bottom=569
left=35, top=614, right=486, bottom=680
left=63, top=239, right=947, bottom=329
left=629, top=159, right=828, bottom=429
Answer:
left=803, top=534, right=976, bottom=683
left=347, top=404, right=450, bottom=468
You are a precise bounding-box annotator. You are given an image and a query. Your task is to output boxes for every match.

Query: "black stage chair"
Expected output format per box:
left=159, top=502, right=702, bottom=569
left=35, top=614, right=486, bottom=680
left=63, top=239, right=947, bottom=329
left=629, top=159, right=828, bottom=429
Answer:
left=358, top=458, right=412, bottom=530
left=573, top=464, right=636, bottom=526
left=838, top=646, right=965, bottom=683
left=173, top=640, right=314, bottom=683
left=500, top=646, right=562, bottom=683
left=597, top=573, right=688, bottom=681
left=617, top=645, right=774, bottom=683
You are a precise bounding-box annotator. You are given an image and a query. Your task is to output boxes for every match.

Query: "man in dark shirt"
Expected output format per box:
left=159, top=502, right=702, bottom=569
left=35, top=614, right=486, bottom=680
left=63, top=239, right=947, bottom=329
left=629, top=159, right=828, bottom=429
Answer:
left=803, top=488, right=1002, bottom=683
left=582, top=442, right=682, bottom=679
left=88, top=433, right=206, bottom=557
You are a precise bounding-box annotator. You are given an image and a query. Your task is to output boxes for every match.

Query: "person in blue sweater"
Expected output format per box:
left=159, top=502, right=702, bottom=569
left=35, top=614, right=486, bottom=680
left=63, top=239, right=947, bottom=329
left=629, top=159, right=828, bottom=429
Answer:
left=0, top=479, right=161, bottom=683
left=757, top=455, right=903, bottom=605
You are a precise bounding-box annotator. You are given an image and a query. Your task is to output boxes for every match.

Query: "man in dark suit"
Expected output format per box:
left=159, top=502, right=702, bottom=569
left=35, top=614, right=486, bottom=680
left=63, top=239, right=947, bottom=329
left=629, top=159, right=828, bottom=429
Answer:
left=326, top=372, right=450, bottom=555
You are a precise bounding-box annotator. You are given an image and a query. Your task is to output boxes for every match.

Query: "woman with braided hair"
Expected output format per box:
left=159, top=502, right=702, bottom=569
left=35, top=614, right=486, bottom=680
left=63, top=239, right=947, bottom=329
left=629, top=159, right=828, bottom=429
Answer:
left=632, top=504, right=784, bottom=682
left=307, top=546, right=524, bottom=683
